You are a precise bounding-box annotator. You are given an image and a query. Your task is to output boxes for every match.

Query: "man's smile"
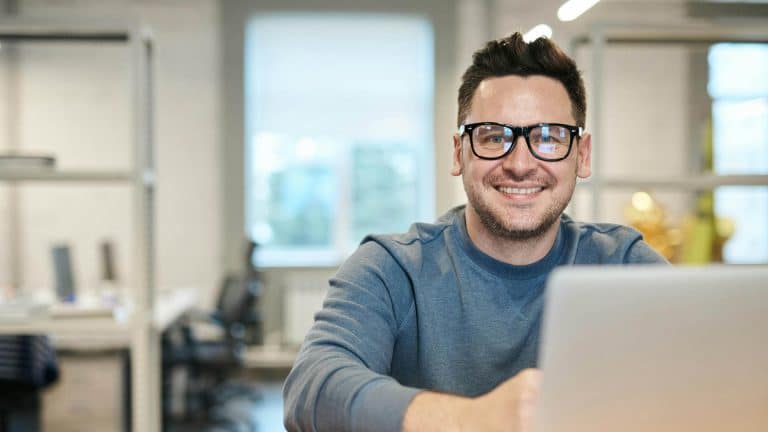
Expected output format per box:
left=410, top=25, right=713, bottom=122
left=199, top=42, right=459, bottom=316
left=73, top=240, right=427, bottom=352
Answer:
left=497, top=186, right=544, bottom=195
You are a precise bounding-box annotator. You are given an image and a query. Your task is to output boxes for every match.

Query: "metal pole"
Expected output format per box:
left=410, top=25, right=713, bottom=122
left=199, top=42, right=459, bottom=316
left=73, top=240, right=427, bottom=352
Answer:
left=2, top=0, right=20, bottom=294
left=129, top=25, right=157, bottom=432
left=590, top=25, right=605, bottom=221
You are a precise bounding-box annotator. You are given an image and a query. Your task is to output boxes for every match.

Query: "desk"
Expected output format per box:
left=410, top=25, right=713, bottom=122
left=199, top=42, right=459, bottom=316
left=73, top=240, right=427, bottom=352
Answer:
left=243, top=345, right=297, bottom=370
left=0, top=288, right=198, bottom=432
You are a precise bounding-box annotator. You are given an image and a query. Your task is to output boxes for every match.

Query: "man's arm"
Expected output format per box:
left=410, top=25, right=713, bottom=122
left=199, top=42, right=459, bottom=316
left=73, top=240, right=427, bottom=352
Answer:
left=282, top=241, right=421, bottom=432
left=283, top=239, right=544, bottom=432
left=402, top=369, right=542, bottom=432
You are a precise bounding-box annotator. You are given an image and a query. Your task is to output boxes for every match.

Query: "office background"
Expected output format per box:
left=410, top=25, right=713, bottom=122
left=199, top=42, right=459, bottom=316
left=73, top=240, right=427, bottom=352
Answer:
left=0, top=0, right=766, bottom=430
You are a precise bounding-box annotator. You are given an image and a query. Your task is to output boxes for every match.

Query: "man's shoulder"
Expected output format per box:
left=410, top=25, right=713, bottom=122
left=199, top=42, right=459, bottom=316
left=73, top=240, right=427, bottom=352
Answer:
left=560, top=215, right=665, bottom=264
left=334, top=207, right=463, bottom=301
left=363, top=206, right=460, bottom=253
left=562, top=215, right=643, bottom=242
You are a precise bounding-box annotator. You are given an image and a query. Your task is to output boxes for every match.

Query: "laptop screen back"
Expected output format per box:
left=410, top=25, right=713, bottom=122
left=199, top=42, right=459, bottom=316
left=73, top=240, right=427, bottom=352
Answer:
left=536, top=265, right=768, bottom=432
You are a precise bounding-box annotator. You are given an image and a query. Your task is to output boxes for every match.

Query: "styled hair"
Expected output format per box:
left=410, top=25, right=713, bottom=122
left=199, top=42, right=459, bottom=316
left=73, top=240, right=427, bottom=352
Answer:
left=457, top=32, right=586, bottom=127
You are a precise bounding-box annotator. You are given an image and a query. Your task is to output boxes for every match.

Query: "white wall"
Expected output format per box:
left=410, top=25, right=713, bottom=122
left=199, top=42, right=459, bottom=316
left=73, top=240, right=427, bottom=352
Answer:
left=589, top=43, right=693, bottom=224
left=0, top=0, right=222, bottom=306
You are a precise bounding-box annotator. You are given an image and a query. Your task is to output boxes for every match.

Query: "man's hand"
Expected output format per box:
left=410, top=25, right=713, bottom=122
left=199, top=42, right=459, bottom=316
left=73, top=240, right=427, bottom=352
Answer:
left=469, top=368, right=542, bottom=432
left=402, top=368, right=542, bottom=432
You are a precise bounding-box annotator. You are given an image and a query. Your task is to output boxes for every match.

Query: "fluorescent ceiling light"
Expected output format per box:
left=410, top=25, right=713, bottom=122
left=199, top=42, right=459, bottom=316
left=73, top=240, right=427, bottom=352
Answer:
left=523, top=24, right=553, bottom=42
left=557, top=0, right=601, bottom=21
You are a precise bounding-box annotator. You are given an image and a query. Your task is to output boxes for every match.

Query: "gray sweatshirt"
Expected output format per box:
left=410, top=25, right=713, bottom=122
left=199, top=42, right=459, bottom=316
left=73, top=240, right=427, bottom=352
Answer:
left=283, top=205, right=666, bottom=432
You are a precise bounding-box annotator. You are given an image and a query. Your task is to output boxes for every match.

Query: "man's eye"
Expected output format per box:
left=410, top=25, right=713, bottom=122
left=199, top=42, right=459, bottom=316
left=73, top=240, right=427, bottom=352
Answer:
left=534, top=133, right=564, bottom=144
left=541, top=135, right=564, bottom=144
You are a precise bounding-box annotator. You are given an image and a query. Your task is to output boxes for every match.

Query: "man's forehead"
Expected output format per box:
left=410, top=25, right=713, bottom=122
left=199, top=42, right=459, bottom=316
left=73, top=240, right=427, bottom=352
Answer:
left=469, top=75, right=574, bottom=124
left=474, top=74, right=567, bottom=97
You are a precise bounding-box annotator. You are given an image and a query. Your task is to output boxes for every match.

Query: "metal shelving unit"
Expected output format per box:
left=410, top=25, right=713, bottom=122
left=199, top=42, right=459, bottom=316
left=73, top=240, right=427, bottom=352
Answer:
left=586, top=174, right=768, bottom=191
left=0, top=170, right=134, bottom=182
left=0, top=20, right=160, bottom=432
left=571, top=22, right=768, bottom=220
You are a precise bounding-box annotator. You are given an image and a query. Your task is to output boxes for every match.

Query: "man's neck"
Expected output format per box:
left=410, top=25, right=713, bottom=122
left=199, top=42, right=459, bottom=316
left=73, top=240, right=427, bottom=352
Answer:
left=464, top=208, right=560, bottom=266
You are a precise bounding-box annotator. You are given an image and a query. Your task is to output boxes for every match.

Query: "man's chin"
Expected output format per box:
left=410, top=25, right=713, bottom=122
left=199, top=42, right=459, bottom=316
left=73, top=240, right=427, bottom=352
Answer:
left=481, top=212, right=560, bottom=241
left=498, top=224, right=551, bottom=241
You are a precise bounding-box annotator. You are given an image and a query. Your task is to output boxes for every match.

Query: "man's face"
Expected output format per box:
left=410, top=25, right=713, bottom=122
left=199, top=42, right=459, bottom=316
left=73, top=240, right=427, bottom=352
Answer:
left=451, top=75, right=591, bottom=241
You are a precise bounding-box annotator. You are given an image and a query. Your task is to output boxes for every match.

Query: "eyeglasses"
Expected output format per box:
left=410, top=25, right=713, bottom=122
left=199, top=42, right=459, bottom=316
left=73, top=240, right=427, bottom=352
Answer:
left=459, top=122, right=583, bottom=162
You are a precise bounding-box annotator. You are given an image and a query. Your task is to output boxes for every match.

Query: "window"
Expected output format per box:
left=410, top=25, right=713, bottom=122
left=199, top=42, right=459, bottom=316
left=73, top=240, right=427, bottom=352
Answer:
left=245, top=14, right=434, bottom=266
left=708, top=43, right=768, bottom=263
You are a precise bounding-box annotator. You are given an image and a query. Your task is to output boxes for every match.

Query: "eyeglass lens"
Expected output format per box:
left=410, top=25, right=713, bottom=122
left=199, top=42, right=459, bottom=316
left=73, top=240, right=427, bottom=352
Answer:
left=472, top=124, right=572, bottom=160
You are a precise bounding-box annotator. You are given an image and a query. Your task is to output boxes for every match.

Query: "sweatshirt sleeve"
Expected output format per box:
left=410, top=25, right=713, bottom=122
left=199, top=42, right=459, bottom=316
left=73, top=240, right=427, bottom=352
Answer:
left=282, top=240, right=422, bottom=432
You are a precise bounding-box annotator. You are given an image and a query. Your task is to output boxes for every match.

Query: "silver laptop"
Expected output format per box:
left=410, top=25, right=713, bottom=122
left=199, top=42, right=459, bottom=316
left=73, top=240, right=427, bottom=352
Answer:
left=536, top=265, right=768, bottom=432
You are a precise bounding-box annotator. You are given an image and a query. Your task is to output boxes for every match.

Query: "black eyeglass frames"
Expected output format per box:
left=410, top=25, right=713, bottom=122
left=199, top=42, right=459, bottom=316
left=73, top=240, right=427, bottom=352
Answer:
left=458, top=121, right=583, bottom=162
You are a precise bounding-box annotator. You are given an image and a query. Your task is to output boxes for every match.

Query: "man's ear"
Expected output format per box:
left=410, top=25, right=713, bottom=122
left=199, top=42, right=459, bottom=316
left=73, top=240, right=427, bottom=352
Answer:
left=576, top=132, right=592, bottom=179
left=451, top=134, right=463, bottom=177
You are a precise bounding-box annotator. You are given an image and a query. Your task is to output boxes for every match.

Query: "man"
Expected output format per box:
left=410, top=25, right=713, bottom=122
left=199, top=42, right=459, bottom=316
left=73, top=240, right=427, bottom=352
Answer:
left=283, top=32, right=666, bottom=432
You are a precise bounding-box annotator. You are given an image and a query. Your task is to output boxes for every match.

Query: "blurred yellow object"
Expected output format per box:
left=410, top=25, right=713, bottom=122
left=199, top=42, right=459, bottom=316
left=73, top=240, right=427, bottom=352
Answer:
left=716, top=217, right=736, bottom=239
left=680, top=215, right=714, bottom=263
left=678, top=192, right=735, bottom=264
left=625, top=191, right=680, bottom=261
left=625, top=188, right=735, bottom=263
left=631, top=191, right=655, bottom=213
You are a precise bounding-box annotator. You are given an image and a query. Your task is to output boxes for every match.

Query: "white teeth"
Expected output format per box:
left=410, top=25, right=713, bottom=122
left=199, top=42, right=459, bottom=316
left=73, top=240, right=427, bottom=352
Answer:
left=498, top=186, right=543, bottom=194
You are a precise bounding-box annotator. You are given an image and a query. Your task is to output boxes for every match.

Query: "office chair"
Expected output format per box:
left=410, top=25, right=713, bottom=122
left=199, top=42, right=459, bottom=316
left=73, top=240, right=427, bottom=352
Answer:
left=0, top=335, right=59, bottom=432
left=162, top=273, right=262, bottom=424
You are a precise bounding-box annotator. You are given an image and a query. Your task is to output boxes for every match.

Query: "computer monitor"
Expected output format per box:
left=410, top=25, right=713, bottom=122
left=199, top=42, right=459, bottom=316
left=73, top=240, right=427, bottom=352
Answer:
left=51, top=245, right=76, bottom=303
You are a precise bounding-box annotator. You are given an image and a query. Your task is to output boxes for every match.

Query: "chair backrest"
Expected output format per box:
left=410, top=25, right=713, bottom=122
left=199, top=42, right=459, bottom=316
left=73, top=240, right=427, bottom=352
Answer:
left=215, top=275, right=258, bottom=326
left=0, top=335, right=59, bottom=388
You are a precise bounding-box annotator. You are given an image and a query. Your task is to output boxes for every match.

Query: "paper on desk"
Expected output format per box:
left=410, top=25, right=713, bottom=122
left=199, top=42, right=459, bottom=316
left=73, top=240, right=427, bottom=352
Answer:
left=0, top=297, right=49, bottom=321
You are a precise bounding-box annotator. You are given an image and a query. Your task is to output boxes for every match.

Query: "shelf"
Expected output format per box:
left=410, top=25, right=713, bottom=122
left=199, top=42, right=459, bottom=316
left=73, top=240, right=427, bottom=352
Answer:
left=0, top=20, right=151, bottom=43
left=0, top=314, right=130, bottom=336
left=0, top=169, right=134, bottom=182
left=0, top=18, right=158, bottom=432
left=0, top=289, right=198, bottom=338
left=581, top=174, right=768, bottom=191
left=573, top=22, right=768, bottom=46
left=0, top=31, right=129, bottom=42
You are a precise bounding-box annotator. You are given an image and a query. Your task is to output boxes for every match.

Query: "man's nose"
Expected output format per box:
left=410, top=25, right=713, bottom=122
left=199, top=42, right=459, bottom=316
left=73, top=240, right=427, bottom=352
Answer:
left=501, top=136, right=538, bottom=173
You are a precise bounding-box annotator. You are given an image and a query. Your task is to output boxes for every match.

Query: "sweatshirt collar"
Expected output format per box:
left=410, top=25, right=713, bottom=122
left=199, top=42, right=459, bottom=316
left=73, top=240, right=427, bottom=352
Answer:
left=452, top=206, right=567, bottom=280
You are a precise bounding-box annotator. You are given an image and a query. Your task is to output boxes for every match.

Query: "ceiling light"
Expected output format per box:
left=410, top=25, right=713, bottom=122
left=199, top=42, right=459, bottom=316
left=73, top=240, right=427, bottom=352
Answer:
left=523, top=24, right=553, bottom=42
left=557, top=0, right=601, bottom=22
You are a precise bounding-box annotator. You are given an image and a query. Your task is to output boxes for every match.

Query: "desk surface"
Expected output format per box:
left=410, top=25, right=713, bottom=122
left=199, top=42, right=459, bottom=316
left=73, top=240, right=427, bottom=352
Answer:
left=0, top=287, right=198, bottom=337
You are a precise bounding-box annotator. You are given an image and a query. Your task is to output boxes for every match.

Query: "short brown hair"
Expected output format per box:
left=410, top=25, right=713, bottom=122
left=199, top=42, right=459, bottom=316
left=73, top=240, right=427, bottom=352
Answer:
left=457, top=32, right=586, bottom=127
